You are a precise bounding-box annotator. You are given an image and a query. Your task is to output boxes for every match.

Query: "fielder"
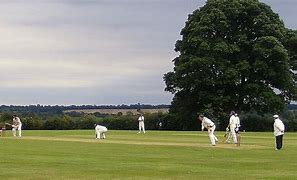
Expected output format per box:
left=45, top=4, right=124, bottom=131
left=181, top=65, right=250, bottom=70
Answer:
left=198, top=115, right=218, bottom=146
left=273, top=115, right=285, bottom=150
left=95, top=124, right=108, bottom=139
left=137, top=114, right=145, bottom=134
left=228, top=111, right=238, bottom=144
left=12, top=115, right=22, bottom=137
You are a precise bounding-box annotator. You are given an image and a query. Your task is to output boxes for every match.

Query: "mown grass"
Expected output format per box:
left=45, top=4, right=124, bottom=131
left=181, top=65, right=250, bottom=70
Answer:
left=0, top=130, right=296, bottom=179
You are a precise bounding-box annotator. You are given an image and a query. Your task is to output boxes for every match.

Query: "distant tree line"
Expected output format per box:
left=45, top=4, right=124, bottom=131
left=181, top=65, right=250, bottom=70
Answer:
left=0, top=104, right=296, bottom=131
left=0, top=104, right=170, bottom=115
left=0, top=110, right=168, bottom=131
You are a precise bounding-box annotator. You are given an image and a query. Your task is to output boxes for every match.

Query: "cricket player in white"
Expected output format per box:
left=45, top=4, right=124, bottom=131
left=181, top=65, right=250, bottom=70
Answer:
left=229, top=111, right=238, bottom=144
left=224, top=126, right=232, bottom=143
left=137, top=114, right=145, bottom=134
left=273, top=115, right=285, bottom=150
left=95, top=124, right=108, bottom=139
left=198, top=115, right=218, bottom=146
left=12, top=115, right=22, bottom=137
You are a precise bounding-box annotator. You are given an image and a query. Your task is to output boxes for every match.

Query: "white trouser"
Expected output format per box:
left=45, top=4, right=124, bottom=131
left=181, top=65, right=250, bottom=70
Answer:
left=230, top=125, right=237, bottom=143
left=96, top=128, right=107, bottom=139
left=208, top=125, right=218, bottom=145
left=12, top=124, right=22, bottom=137
left=138, top=121, right=145, bottom=133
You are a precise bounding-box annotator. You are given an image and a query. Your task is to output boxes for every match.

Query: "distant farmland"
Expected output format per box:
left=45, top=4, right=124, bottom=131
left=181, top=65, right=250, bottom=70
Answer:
left=64, top=108, right=169, bottom=115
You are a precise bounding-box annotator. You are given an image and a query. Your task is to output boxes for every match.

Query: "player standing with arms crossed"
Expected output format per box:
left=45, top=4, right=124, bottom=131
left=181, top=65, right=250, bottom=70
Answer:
left=137, top=114, right=145, bottom=134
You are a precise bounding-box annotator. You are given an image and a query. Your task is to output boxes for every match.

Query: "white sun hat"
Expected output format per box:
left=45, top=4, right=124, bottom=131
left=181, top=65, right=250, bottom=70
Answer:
left=273, top=115, right=279, bottom=118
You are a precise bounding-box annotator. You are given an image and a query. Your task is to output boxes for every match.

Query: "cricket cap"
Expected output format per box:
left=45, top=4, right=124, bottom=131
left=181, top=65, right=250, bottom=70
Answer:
left=273, top=115, right=279, bottom=118
left=230, top=111, right=235, bottom=115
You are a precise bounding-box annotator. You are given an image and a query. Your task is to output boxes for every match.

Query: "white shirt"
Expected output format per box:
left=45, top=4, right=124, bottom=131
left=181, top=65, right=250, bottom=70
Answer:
left=201, top=117, right=214, bottom=130
left=274, top=118, right=284, bottom=136
left=234, top=116, right=240, bottom=127
left=13, top=117, right=22, bottom=127
left=95, top=125, right=107, bottom=132
left=138, top=115, right=144, bottom=122
left=229, top=115, right=237, bottom=128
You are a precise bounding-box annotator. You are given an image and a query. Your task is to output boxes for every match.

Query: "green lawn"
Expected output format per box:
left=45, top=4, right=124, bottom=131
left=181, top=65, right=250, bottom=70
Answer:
left=0, top=130, right=296, bottom=179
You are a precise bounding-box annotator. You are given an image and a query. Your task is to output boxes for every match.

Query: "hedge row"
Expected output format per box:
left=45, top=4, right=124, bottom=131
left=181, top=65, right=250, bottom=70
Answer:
left=0, top=110, right=296, bottom=131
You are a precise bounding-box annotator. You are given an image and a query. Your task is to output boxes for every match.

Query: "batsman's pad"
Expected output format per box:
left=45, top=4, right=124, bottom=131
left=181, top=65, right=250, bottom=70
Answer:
left=236, top=134, right=241, bottom=146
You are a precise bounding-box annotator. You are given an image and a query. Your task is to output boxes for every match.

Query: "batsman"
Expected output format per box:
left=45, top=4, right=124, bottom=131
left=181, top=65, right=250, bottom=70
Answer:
left=8, top=115, right=22, bottom=137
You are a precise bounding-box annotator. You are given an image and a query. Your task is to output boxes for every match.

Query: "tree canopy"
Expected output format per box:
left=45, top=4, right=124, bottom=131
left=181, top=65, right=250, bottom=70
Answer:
left=164, top=0, right=297, bottom=129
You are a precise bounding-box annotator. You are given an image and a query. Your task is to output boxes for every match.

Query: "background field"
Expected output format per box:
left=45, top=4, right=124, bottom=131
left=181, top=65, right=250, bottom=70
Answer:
left=63, top=108, right=169, bottom=115
left=0, top=130, right=296, bottom=180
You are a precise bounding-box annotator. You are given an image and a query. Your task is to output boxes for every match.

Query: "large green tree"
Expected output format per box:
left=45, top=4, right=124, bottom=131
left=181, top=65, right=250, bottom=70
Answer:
left=164, top=0, right=297, bottom=129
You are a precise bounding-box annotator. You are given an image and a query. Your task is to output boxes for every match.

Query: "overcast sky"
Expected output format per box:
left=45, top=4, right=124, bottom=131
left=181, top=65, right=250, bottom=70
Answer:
left=0, top=0, right=296, bottom=106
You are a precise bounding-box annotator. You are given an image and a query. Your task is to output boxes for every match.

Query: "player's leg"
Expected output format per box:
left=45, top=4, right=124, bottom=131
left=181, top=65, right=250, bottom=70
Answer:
left=275, top=136, right=279, bottom=150
left=213, top=125, right=218, bottom=142
left=208, top=128, right=216, bottom=145
left=279, top=135, right=283, bottom=149
left=18, top=125, right=22, bottom=137
left=12, top=127, right=16, bottom=137
left=138, top=122, right=141, bottom=134
left=231, top=128, right=237, bottom=144
left=98, top=131, right=102, bottom=139
left=236, top=133, right=241, bottom=146
left=96, top=130, right=100, bottom=139
left=142, top=122, right=145, bottom=134
left=275, top=135, right=282, bottom=150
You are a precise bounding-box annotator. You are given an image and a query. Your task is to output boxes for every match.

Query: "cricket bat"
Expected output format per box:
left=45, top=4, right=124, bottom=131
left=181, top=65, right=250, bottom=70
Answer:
left=5, top=123, right=17, bottom=128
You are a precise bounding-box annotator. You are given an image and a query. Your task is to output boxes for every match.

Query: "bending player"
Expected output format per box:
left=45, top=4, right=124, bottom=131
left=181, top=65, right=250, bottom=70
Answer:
left=94, top=124, right=108, bottom=139
left=198, top=114, right=218, bottom=146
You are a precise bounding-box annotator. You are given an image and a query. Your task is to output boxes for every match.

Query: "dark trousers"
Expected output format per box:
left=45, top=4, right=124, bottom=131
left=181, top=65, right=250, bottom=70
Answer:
left=275, top=135, right=283, bottom=150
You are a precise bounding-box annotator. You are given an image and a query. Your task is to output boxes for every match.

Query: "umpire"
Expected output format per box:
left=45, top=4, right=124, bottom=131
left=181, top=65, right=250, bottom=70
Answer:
left=273, top=115, right=285, bottom=150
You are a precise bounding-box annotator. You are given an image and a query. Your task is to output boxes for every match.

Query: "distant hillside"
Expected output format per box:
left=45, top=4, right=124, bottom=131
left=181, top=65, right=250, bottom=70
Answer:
left=64, top=108, right=169, bottom=115
left=0, top=104, right=170, bottom=115
left=2, top=103, right=295, bottom=115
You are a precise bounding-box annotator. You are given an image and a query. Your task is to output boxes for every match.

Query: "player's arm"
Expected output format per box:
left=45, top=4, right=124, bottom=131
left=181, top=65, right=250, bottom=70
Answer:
left=275, top=122, right=284, bottom=132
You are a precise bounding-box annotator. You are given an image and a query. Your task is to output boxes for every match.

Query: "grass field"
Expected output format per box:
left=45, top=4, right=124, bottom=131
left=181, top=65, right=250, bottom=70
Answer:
left=0, top=130, right=296, bottom=180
